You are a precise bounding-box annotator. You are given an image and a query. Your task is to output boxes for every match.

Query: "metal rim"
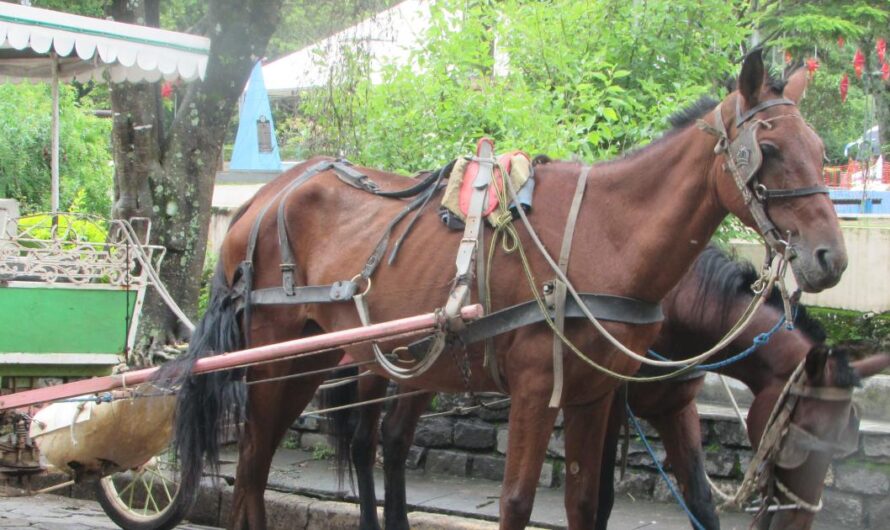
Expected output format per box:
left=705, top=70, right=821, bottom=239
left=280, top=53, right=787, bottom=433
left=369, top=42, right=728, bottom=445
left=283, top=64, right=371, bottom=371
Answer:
left=96, top=453, right=181, bottom=524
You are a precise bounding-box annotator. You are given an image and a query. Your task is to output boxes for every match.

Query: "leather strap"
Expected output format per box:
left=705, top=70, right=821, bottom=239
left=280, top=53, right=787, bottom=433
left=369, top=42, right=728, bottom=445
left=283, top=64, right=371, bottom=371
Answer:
left=756, top=185, right=829, bottom=200
left=549, top=165, right=591, bottom=408
left=406, top=293, right=664, bottom=357
left=735, top=97, right=796, bottom=128
left=242, top=281, right=358, bottom=307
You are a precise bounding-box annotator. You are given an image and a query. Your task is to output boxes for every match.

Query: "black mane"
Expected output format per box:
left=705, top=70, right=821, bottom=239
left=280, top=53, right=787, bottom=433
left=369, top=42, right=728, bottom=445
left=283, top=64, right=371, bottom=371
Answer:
left=689, top=245, right=826, bottom=343
left=667, top=96, right=720, bottom=130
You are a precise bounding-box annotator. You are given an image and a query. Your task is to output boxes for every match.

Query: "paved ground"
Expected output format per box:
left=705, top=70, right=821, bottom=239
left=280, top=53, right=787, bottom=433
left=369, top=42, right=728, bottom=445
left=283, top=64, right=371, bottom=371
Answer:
left=0, top=494, right=217, bottom=529
left=0, top=447, right=848, bottom=529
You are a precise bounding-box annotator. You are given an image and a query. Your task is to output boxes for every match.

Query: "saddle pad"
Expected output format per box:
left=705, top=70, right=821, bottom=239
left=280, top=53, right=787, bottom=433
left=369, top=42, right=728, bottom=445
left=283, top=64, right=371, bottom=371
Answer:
left=440, top=143, right=531, bottom=222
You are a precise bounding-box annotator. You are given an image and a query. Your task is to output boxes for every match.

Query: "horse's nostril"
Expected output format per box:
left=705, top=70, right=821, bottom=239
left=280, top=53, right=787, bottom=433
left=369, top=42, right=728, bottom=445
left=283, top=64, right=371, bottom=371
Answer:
left=815, top=247, right=832, bottom=272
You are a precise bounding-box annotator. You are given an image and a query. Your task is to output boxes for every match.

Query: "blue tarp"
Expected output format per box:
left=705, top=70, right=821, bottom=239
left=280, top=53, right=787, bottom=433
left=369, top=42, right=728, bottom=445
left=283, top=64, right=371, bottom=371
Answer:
left=230, top=62, right=281, bottom=171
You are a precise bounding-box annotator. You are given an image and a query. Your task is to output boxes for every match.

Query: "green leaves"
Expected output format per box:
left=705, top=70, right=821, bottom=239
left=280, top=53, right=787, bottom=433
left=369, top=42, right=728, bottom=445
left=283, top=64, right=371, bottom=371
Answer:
left=293, top=0, right=744, bottom=170
left=0, top=84, right=113, bottom=215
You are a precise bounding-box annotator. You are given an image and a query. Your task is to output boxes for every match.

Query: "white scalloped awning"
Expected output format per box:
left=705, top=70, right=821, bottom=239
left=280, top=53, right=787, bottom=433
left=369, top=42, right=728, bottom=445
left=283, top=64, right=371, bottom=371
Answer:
left=0, top=3, right=209, bottom=84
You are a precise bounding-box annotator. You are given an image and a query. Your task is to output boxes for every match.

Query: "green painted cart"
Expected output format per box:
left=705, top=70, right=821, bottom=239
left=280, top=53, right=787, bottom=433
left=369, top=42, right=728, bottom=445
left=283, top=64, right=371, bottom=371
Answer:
left=0, top=3, right=209, bottom=528
left=0, top=212, right=196, bottom=530
left=0, top=214, right=155, bottom=382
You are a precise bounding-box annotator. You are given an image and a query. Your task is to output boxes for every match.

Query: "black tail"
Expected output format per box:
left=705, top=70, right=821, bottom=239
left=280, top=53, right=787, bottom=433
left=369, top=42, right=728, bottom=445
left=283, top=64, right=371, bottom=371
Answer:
left=157, top=264, right=245, bottom=497
left=319, top=368, right=358, bottom=489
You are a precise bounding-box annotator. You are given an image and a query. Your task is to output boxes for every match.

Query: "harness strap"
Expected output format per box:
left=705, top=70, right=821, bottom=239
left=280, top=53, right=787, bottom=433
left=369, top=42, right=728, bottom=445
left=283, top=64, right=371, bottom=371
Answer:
left=549, top=165, right=591, bottom=408
left=789, top=385, right=854, bottom=401
left=406, top=292, right=664, bottom=357
left=236, top=281, right=358, bottom=308
left=756, top=185, right=828, bottom=200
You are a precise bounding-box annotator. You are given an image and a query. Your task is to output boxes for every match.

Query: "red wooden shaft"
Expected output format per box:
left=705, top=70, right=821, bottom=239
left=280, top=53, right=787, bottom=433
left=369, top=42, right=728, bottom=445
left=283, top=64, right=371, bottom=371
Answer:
left=0, top=304, right=483, bottom=411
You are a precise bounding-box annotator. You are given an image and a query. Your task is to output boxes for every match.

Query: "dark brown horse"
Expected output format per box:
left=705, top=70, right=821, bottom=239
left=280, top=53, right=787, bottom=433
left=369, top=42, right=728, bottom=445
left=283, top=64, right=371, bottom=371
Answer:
left=595, top=247, right=887, bottom=530
left=333, top=247, right=883, bottom=530
left=171, top=52, right=846, bottom=529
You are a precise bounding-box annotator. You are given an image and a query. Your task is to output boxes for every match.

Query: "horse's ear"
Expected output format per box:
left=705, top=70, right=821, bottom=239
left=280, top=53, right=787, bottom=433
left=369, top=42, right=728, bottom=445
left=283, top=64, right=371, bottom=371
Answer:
left=738, top=49, right=765, bottom=108
left=852, top=352, right=890, bottom=379
left=805, top=344, right=830, bottom=383
left=784, top=67, right=809, bottom=104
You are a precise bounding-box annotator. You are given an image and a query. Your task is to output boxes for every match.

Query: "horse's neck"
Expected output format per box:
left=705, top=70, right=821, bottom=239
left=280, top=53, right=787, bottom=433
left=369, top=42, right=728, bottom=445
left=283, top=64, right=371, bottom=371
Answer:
left=575, top=126, right=726, bottom=301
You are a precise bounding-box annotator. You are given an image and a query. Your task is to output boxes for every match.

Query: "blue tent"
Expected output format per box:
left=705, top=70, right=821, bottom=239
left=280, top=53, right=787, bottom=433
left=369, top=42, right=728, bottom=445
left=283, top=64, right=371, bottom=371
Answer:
left=230, top=62, right=281, bottom=171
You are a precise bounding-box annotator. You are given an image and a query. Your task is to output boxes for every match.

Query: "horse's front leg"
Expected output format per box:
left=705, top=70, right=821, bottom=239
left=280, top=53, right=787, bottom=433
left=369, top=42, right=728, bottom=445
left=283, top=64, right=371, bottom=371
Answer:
left=562, top=390, right=616, bottom=529
left=500, top=387, right=559, bottom=529
left=381, top=389, right=434, bottom=530
left=647, top=402, right=720, bottom=530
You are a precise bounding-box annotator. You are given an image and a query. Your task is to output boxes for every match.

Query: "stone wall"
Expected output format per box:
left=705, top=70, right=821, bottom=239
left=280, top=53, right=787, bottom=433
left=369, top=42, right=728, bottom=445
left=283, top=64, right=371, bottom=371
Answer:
left=291, top=394, right=890, bottom=529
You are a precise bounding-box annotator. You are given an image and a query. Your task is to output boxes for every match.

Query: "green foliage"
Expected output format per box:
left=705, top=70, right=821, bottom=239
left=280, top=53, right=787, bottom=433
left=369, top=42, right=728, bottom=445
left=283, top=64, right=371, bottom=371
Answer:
left=0, top=84, right=113, bottom=216
left=17, top=214, right=108, bottom=243
left=312, top=442, right=335, bottom=460
left=294, top=0, right=747, bottom=173
left=196, top=252, right=219, bottom=318
left=807, top=307, right=890, bottom=348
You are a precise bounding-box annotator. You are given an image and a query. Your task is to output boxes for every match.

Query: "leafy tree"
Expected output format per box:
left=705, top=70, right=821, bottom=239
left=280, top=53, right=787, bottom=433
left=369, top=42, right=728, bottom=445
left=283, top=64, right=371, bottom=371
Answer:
left=757, top=0, right=890, bottom=156
left=0, top=84, right=112, bottom=215
left=295, top=0, right=748, bottom=172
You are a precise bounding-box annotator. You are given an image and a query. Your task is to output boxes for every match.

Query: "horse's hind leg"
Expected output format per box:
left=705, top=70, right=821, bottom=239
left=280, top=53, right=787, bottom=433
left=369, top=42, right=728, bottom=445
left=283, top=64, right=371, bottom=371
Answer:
left=230, top=322, right=342, bottom=530
left=562, top=391, right=617, bottom=529
left=381, top=389, right=434, bottom=530
left=351, top=374, right=389, bottom=530
left=647, top=401, right=720, bottom=530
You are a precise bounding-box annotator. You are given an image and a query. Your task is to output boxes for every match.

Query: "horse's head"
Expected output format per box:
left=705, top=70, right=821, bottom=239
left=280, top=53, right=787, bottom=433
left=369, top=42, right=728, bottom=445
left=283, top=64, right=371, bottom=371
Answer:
left=761, top=346, right=890, bottom=530
left=709, top=50, right=846, bottom=292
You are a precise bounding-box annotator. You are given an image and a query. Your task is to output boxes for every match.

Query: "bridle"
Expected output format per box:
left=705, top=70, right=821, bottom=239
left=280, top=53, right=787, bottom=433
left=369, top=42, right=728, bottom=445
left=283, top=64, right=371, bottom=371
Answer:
left=697, top=96, right=829, bottom=258
left=727, top=355, right=859, bottom=515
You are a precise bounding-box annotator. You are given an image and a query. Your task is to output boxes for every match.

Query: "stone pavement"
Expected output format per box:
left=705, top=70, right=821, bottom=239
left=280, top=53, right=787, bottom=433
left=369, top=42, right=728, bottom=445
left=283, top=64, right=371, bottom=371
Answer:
left=0, top=446, right=848, bottom=529
left=0, top=494, right=217, bottom=530
left=187, top=447, right=839, bottom=529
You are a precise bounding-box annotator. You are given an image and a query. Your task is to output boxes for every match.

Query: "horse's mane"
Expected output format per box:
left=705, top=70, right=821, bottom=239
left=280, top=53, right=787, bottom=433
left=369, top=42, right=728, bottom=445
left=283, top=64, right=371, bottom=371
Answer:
left=689, top=245, right=826, bottom=343
left=667, top=96, right=720, bottom=130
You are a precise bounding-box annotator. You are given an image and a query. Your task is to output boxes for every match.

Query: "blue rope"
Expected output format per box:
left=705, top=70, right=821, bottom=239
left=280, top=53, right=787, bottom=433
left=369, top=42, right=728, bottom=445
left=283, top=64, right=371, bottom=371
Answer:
left=648, top=308, right=795, bottom=371
left=59, top=393, right=114, bottom=403
left=625, top=401, right=706, bottom=530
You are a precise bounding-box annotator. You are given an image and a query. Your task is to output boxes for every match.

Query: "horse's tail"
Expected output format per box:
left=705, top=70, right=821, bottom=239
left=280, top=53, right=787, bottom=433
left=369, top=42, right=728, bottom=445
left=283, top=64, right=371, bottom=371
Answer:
left=157, top=263, right=245, bottom=496
left=319, top=367, right=358, bottom=488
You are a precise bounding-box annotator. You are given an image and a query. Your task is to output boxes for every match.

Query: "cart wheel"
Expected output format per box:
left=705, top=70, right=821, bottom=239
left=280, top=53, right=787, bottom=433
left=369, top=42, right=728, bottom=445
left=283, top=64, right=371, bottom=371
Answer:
left=94, top=451, right=197, bottom=530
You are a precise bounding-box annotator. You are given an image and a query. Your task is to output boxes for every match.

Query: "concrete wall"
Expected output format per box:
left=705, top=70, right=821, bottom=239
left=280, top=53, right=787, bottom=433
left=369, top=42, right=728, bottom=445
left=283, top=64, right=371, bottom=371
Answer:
left=730, top=219, right=890, bottom=312
left=293, top=393, right=890, bottom=529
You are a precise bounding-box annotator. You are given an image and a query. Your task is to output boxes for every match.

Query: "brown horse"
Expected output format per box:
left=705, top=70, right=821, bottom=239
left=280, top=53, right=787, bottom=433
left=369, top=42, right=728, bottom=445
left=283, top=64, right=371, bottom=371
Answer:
left=171, top=52, right=846, bottom=529
left=332, top=246, right=882, bottom=530
left=595, top=246, right=886, bottom=530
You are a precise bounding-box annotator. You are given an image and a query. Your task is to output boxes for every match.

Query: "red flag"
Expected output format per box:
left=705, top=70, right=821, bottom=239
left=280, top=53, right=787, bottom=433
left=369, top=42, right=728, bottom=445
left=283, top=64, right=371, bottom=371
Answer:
left=806, top=57, right=820, bottom=76
left=882, top=61, right=889, bottom=81
left=878, top=39, right=887, bottom=63
left=853, top=49, right=865, bottom=78
left=161, top=82, right=173, bottom=99
left=839, top=73, right=849, bottom=103
left=838, top=36, right=845, bottom=49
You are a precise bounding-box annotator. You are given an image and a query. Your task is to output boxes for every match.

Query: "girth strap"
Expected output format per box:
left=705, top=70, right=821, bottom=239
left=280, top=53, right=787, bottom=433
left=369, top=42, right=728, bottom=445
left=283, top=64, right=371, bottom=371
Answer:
left=549, top=165, right=591, bottom=408
left=406, top=293, right=664, bottom=357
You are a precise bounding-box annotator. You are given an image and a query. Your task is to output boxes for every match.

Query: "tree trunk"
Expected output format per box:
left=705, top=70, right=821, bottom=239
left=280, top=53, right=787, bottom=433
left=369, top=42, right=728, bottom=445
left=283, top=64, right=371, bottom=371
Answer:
left=108, top=0, right=284, bottom=360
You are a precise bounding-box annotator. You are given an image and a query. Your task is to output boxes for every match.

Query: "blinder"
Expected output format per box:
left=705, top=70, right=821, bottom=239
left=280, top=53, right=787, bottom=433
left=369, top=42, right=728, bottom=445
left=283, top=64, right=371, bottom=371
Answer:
left=775, top=411, right=860, bottom=469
